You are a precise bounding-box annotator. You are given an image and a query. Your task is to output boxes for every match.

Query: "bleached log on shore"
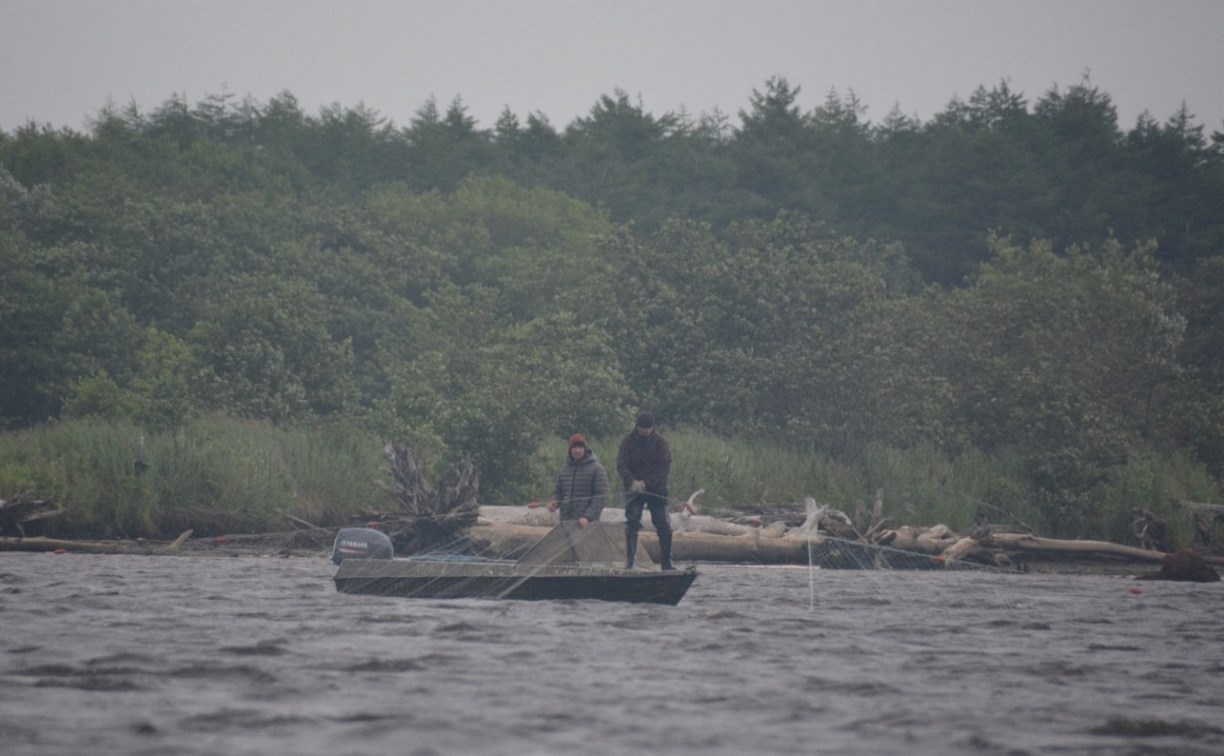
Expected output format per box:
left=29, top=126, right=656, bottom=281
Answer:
left=0, top=529, right=331, bottom=555
left=1177, top=500, right=1224, bottom=517
left=879, top=526, right=917, bottom=550
left=479, top=506, right=783, bottom=538
left=987, top=533, right=1169, bottom=563
left=872, top=525, right=958, bottom=554
left=676, top=515, right=763, bottom=537
left=941, top=536, right=983, bottom=562
left=915, top=525, right=959, bottom=554
left=0, top=536, right=164, bottom=555
left=467, top=521, right=815, bottom=564
left=670, top=532, right=811, bottom=564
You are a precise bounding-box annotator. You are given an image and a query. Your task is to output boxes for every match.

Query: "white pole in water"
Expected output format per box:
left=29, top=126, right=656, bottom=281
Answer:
left=807, top=533, right=815, bottom=611
left=805, top=498, right=817, bottom=612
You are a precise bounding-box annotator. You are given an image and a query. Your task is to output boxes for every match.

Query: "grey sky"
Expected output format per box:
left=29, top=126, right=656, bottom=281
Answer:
left=2, top=0, right=1222, bottom=135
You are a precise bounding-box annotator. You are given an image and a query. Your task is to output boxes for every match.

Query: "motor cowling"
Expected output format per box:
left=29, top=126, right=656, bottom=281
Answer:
left=331, top=527, right=394, bottom=565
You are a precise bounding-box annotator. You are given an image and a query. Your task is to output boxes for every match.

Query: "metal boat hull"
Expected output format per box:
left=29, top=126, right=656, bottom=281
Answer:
left=334, top=559, right=698, bottom=605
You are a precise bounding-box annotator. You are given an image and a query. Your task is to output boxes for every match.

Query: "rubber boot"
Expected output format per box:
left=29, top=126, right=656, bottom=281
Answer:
left=625, top=528, right=638, bottom=570
left=658, top=529, right=676, bottom=571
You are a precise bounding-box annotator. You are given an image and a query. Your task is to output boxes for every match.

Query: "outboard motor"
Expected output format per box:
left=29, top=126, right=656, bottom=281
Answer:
left=331, top=527, right=394, bottom=565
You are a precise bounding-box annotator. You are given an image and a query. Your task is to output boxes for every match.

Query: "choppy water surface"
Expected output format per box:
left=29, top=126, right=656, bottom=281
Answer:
left=1, top=553, right=1222, bottom=756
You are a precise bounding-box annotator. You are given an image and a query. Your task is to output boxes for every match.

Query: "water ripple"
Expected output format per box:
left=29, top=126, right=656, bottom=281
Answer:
left=0, top=555, right=1221, bottom=755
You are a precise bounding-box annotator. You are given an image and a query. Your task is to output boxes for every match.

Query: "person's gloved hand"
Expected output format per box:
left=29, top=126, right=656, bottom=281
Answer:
left=630, top=480, right=646, bottom=493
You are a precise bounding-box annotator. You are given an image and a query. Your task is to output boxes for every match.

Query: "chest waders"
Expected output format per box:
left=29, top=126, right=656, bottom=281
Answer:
left=624, top=493, right=675, bottom=571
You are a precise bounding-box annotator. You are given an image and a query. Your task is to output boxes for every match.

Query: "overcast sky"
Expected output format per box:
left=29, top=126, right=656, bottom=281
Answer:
left=3, top=0, right=1222, bottom=136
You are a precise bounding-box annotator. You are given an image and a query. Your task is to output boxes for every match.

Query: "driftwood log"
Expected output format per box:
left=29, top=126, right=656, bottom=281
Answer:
left=0, top=492, right=64, bottom=538
left=479, top=493, right=1224, bottom=572
left=0, top=536, right=169, bottom=555
left=1177, top=500, right=1224, bottom=547
left=373, top=444, right=480, bottom=554
left=467, top=519, right=822, bottom=565
left=985, top=533, right=1170, bottom=563
left=1135, top=549, right=1221, bottom=582
left=0, top=529, right=332, bottom=555
left=5, top=468, right=1223, bottom=575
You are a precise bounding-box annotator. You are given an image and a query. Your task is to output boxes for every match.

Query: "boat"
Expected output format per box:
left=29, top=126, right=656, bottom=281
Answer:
left=333, top=560, right=697, bottom=604
left=332, top=522, right=698, bottom=605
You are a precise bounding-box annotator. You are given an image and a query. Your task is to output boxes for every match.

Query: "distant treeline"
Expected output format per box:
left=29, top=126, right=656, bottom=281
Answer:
left=1, top=77, right=1222, bottom=537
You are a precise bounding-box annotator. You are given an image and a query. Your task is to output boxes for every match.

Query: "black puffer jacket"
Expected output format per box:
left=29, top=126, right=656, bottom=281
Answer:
left=553, top=450, right=609, bottom=521
left=616, top=431, right=672, bottom=498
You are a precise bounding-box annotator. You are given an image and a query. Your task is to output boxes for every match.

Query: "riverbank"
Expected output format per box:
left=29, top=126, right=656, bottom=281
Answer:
left=5, top=417, right=1222, bottom=550
left=0, top=530, right=334, bottom=558
left=0, top=527, right=1196, bottom=579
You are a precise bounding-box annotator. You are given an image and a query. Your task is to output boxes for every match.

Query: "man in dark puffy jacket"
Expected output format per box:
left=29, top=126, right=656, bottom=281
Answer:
left=548, top=434, right=608, bottom=527
left=616, top=411, right=674, bottom=570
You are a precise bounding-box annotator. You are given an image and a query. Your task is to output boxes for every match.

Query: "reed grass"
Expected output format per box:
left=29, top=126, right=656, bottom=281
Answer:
left=0, top=417, right=387, bottom=538
left=3, top=419, right=1220, bottom=544
left=860, top=443, right=1037, bottom=532
left=568, top=430, right=1021, bottom=525
left=1088, top=449, right=1223, bottom=546
left=557, top=429, right=1221, bottom=546
left=664, top=430, right=862, bottom=516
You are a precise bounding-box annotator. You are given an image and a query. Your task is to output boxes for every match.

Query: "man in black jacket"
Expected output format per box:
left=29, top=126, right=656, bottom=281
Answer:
left=616, top=411, right=674, bottom=570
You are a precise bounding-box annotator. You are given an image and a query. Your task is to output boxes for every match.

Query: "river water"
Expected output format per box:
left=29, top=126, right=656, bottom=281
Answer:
left=1, top=552, right=1222, bottom=756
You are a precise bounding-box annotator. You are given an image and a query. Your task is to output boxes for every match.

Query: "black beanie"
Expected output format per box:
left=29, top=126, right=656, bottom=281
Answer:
left=635, top=410, right=655, bottom=428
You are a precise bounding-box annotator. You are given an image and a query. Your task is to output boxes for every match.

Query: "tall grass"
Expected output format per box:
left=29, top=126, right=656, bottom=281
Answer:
left=518, top=429, right=863, bottom=516
left=1089, top=450, right=1224, bottom=546
left=860, top=443, right=1037, bottom=532
left=665, top=429, right=862, bottom=515
left=3, top=419, right=1220, bottom=543
left=548, top=429, right=1221, bottom=546
left=0, top=417, right=387, bottom=538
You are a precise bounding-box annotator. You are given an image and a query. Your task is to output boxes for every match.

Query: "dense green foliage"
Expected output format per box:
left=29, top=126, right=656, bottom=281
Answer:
left=2, top=78, right=1223, bottom=539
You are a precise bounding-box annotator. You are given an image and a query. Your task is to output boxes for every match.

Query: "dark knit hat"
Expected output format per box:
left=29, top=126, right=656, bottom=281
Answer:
left=635, top=411, right=655, bottom=428
left=568, top=433, right=587, bottom=448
